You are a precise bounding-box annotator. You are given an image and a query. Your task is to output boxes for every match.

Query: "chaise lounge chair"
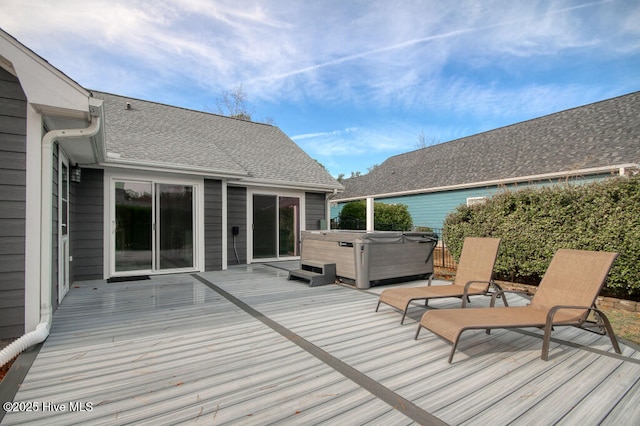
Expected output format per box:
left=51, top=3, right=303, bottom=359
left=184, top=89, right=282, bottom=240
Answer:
left=376, top=237, right=503, bottom=324
left=415, top=249, right=622, bottom=362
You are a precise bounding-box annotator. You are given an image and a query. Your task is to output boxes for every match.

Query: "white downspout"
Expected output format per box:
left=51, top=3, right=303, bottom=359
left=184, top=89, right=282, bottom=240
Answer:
left=0, top=117, right=101, bottom=367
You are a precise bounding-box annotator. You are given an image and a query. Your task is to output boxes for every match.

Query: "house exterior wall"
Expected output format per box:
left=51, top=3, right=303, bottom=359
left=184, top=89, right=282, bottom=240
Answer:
left=227, top=186, right=247, bottom=265
left=0, top=67, right=27, bottom=339
left=204, top=179, right=223, bottom=270
left=305, top=192, right=326, bottom=230
left=72, top=168, right=104, bottom=281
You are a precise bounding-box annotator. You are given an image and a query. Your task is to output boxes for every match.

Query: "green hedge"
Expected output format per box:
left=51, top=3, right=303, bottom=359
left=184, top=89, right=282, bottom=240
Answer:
left=337, top=200, right=413, bottom=231
left=443, top=177, right=640, bottom=299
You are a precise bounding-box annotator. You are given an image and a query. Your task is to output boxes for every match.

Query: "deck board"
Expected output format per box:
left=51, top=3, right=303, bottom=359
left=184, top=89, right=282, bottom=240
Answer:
left=2, top=264, right=639, bottom=425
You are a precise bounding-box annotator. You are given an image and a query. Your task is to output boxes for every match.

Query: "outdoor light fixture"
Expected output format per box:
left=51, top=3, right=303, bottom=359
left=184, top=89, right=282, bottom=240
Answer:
left=70, top=164, right=82, bottom=183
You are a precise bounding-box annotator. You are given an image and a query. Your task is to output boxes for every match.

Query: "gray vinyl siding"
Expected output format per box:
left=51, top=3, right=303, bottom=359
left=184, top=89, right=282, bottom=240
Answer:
left=71, top=168, right=104, bottom=281
left=227, top=186, right=247, bottom=265
left=305, top=192, right=326, bottom=230
left=204, top=179, right=223, bottom=270
left=0, top=68, right=26, bottom=338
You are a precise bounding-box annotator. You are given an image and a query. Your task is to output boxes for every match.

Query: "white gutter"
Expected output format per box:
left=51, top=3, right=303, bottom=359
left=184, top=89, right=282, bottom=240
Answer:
left=101, top=156, right=250, bottom=179
left=233, top=177, right=344, bottom=192
left=0, top=117, right=101, bottom=368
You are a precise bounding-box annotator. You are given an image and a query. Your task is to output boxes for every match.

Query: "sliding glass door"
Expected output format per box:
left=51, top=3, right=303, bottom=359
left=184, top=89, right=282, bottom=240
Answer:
left=253, top=194, right=277, bottom=258
left=278, top=196, right=299, bottom=257
left=115, top=181, right=153, bottom=272
left=252, top=194, right=300, bottom=260
left=157, top=184, right=193, bottom=270
left=113, top=180, right=195, bottom=274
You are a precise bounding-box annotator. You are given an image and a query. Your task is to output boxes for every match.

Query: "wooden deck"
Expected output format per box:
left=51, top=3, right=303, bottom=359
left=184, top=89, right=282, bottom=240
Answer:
left=2, top=264, right=640, bottom=425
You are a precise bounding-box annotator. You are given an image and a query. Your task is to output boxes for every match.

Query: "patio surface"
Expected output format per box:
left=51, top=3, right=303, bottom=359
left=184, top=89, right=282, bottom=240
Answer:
left=2, top=263, right=640, bottom=425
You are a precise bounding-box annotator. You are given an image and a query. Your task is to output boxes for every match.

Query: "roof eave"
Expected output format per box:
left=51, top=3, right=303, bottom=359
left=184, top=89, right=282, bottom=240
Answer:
left=99, top=157, right=249, bottom=179
left=237, top=177, right=344, bottom=193
left=334, top=164, right=638, bottom=203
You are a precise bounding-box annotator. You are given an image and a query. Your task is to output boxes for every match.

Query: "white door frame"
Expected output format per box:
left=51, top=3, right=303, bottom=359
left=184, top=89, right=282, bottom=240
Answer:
left=58, top=150, right=70, bottom=303
left=103, top=169, right=205, bottom=279
left=247, top=188, right=305, bottom=263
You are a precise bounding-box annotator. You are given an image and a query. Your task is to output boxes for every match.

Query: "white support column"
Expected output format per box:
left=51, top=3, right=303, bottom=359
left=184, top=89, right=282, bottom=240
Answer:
left=221, top=179, right=228, bottom=270
left=24, top=105, right=42, bottom=332
left=366, top=197, right=374, bottom=232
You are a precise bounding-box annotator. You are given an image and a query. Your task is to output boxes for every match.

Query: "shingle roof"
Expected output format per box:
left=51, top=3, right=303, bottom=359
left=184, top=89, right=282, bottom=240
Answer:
left=92, top=91, right=341, bottom=189
left=337, top=91, right=640, bottom=200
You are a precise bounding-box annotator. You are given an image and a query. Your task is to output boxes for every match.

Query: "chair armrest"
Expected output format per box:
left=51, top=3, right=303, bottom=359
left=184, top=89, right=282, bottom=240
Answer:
left=489, top=287, right=531, bottom=307
left=462, top=280, right=492, bottom=293
left=460, top=280, right=492, bottom=307
left=541, top=304, right=622, bottom=360
left=545, top=304, right=596, bottom=325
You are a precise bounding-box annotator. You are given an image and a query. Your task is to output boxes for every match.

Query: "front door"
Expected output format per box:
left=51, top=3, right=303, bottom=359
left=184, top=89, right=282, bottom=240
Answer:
left=112, top=179, right=196, bottom=275
left=58, top=154, right=70, bottom=302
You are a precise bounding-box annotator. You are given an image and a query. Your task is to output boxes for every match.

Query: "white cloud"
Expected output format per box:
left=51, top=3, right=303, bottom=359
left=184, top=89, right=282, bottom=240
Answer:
left=1, top=0, right=637, bottom=178
left=2, top=0, right=636, bottom=104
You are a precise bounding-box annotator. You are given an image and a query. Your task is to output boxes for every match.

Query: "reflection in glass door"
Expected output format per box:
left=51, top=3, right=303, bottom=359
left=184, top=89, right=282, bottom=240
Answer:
left=253, top=195, right=277, bottom=258
left=115, top=181, right=153, bottom=272
left=114, top=180, right=195, bottom=274
left=279, top=197, right=299, bottom=257
left=253, top=194, right=300, bottom=259
left=157, top=184, right=193, bottom=269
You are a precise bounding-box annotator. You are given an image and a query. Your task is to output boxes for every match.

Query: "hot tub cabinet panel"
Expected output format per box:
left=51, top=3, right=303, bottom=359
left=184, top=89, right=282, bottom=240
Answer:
left=300, top=231, right=438, bottom=289
left=300, top=237, right=356, bottom=279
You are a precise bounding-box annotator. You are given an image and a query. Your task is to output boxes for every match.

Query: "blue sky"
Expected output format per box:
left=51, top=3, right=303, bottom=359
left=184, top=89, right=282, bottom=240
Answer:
left=1, top=0, right=639, bottom=178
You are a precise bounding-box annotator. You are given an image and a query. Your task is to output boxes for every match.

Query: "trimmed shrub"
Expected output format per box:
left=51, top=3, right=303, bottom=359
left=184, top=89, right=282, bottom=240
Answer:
left=374, top=202, right=413, bottom=231
left=443, top=177, right=640, bottom=299
left=337, top=200, right=413, bottom=231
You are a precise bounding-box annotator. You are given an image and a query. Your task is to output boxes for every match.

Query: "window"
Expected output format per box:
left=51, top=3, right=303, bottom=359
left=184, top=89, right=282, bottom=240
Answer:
left=467, top=196, right=487, bottom=207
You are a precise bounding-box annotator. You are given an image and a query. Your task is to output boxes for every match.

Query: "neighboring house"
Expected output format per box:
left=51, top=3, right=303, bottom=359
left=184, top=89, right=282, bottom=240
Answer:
left=0, top=28, right=342, bottom=341
left=332, top=91, right=640, bottom=231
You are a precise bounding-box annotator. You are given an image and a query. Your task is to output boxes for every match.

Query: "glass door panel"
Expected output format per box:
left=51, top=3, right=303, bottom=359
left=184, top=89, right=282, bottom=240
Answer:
left=115, top=181, right=153, bottom=272
left=157, top=184, right=194, bottom=270
left=253, top=194, right=277, bottom=258
left=279, top=196, right=299, bottom=256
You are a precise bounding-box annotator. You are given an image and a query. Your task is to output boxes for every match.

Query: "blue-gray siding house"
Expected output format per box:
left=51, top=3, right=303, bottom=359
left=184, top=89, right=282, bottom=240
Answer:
left=332, top=92, right=640, bottom=231
left=0, top=28, right=342, bottom=351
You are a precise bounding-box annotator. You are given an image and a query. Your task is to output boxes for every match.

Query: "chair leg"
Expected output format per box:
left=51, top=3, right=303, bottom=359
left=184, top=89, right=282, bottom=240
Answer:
left=401, top=309, right=408, bottom=325
left=500, top=292, right=509, bottom=307
left=375, top=300, right=381, bottom=312
left=541, top=321, right=554, bottom=361
left=596, top=310, right=622, bottom=354
left=448, top=338, right=460, bottom=363
left=414, top=324, right=422, bottom=340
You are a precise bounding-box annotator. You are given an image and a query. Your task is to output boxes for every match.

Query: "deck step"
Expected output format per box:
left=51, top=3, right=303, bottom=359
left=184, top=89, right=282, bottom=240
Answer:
left=288, top=261, right=336, bottom=287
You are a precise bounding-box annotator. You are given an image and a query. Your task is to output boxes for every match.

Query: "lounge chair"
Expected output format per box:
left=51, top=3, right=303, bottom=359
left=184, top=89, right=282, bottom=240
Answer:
left=376, top=237, right=503, bottom=324
left=415, top=249, right=622, bottom=362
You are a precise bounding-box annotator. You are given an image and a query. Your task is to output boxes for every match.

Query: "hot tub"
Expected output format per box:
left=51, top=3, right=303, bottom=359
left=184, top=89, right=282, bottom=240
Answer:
left=300, top=230, right=438, bottom=289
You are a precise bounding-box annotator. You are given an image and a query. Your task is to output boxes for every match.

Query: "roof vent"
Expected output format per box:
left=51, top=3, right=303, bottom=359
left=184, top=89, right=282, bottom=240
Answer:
left=126, top=102, right=131, bottom=110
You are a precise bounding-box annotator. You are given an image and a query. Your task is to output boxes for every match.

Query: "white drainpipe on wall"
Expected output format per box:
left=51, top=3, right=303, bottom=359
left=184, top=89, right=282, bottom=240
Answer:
left=0, top=117, right=101, bottom=368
